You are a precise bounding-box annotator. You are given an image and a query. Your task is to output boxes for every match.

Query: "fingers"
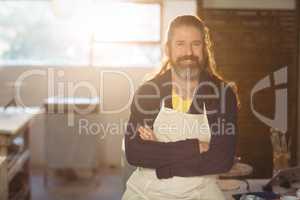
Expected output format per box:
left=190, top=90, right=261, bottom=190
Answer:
left=138, top=126, right=156, bottom=141
left=199, top=142, right=210, bottom=153
left=142, top=127, right=155, bottom=140
left=139, top=129, right=148, bottom=140
left=200, top=144, right=209, bottom=152
left=144, top=126, right=157, bottom=140
left=138, top=127, right=149, bottom=140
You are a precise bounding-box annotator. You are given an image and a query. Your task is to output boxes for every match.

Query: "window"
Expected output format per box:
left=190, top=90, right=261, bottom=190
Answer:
left=0, top=1, right=161, bottom=67
left=92, top=2, right=161, bottom=67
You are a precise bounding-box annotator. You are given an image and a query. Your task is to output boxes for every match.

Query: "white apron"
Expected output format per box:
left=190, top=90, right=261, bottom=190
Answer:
left=122, top=100, right=225, bottom=200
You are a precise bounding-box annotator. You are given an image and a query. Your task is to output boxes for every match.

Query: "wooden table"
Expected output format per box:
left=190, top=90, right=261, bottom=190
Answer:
left=0, top=107, right=40, bottom=200
left=44, top=97, right=100, bottom=114
left=43, top=97, right=100, bottom=186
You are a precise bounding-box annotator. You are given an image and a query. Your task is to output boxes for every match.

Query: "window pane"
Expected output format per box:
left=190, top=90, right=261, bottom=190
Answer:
left=0, top=1, right=161, bottom=67
left=93, top=43, right=161, bottom=67
left=93, top=2, right=161, bottom=42
left=0, top=1, right=90, bottom=66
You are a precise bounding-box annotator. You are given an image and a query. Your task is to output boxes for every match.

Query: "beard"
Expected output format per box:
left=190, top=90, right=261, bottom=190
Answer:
left=170, top=55, right=204, bottom=81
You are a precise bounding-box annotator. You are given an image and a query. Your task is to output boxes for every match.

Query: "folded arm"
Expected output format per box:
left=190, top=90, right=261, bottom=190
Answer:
left=155, top=86, right=238, bottom=178
left=125, top=114, right=200, bottom=168
left=124, top=83, right=200, bottom=169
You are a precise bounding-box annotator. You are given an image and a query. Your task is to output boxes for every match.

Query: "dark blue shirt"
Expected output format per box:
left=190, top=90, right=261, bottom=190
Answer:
left=125, top=68, right=238, bottom=179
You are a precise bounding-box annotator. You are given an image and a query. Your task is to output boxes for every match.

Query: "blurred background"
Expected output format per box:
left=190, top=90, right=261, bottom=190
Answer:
left=0, top=0, right=299, bottom=199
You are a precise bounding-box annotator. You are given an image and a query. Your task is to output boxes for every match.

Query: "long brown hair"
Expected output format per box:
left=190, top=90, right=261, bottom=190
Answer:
left=154, top=15, right=240, bottom=107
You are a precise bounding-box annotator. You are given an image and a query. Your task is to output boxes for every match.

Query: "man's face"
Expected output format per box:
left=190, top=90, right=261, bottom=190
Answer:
left=167, top=25, right=204, bottom=81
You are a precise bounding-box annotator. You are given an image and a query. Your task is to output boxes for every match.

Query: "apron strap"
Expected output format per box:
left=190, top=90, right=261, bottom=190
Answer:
left=203, top=102, right=207, bottom=115
left=161, top=98, right=165, bottom=109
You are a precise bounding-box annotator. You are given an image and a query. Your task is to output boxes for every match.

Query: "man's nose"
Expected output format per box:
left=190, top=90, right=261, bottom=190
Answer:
left=185, top=44, right=193, bottom=56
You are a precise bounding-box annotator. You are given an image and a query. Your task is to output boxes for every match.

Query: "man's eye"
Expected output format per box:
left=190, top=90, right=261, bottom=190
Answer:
left=193, top=42, right=202, bottom=46
left=176, top=42, right=184, bottom=46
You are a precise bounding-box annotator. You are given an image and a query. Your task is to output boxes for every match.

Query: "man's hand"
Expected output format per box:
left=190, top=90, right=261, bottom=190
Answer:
left=199, top=141, right=209, bottom=153
left=138, top=126, right=157, bottom=141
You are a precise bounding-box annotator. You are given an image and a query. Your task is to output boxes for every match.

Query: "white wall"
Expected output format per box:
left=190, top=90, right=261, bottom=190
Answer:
left=162, top=0, right=197, bottom=42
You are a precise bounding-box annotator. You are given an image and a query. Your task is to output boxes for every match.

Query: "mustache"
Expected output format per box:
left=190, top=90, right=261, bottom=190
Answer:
left=177, top=55, right=199, bottom=62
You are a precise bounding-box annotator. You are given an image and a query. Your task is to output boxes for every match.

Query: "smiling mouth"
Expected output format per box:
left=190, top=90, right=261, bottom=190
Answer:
left=181, top=59, right=196, bottom=63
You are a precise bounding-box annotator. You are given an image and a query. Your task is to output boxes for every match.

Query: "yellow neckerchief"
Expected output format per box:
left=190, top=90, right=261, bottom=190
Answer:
left=172, top=88, right=192, bottom=113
